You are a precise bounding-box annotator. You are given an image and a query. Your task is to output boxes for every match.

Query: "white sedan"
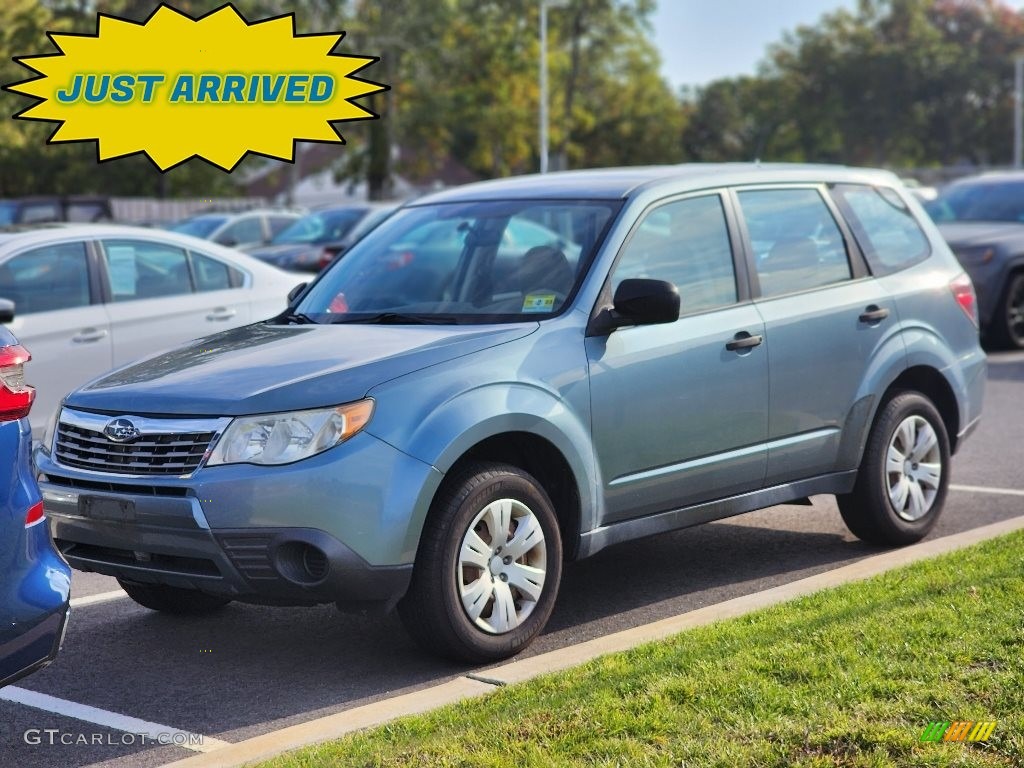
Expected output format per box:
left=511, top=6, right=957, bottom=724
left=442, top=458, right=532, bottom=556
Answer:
left=0, top=225, right=303, bottom=437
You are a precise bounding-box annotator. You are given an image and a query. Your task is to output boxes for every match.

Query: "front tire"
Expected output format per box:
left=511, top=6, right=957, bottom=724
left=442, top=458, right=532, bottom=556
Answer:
left=838, top=392, right=950, bottom=546
left=398, top=462, right=563, bottom=663
left=118, top=579, right=231, bottom=614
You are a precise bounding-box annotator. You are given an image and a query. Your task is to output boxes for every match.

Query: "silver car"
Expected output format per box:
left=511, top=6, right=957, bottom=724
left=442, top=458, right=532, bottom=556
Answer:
left=0, top=225, right=301, bottom=436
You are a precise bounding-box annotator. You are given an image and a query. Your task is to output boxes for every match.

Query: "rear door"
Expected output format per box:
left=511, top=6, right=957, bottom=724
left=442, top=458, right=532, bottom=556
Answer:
left=98, top=238, right=249, bottom=367
left=734, top=186, right=897, bottom=485
left=0, top=241, right=112, bottom=437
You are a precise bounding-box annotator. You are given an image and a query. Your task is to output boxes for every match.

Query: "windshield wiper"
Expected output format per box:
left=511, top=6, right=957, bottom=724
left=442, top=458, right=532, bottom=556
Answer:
left=274, top=310, right=318, bottom=325
left=328, top=312, right=460, bottom=325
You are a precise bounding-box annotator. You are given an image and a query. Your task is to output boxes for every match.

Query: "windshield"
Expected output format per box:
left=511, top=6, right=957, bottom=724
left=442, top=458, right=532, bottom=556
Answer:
left=271, top=208, right=367, bottom=245
left=0, top=203, right=18, bottom=227
left=169, top=215, right=228, bottom=238
left=925, top=180, right=1024, bottom=223
left=293, top=199, right=618, bottom=324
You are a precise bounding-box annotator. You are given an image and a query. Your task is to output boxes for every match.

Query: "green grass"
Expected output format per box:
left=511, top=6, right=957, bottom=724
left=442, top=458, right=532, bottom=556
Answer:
left=259, top=531, right=1024, bottom=767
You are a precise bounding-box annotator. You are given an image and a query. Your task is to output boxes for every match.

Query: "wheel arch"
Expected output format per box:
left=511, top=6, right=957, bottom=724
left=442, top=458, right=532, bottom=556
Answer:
left=393, top=384, right=599, bottom=564
left=881, top=365, right=961, bottom=453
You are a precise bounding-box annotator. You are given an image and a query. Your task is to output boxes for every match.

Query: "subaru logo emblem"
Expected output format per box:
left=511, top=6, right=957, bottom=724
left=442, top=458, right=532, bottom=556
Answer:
left=103, top=418, right=141, bottom=443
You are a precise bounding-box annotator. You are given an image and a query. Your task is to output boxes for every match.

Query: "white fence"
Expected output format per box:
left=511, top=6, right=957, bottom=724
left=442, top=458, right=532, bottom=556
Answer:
left=110, top=197, right=269, bottom=224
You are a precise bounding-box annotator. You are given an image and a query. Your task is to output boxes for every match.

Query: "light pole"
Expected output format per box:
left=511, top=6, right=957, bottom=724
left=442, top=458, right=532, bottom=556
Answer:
left=539, top=0, right=568, bottom=174
left=1015, top=55, right=1023, bottom=169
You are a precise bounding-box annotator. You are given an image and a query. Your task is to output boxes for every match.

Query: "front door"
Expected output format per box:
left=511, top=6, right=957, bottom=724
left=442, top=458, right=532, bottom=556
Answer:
left=587, top=193, right=770, bottom=525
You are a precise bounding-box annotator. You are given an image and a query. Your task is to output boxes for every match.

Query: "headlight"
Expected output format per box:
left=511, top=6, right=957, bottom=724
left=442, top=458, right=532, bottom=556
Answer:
left=206, top=399, right=374, bottom=467
left=41, top=408, right=60, bottom=455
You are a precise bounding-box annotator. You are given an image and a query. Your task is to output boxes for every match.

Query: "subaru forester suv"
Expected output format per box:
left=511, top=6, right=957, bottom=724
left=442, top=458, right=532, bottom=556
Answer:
left=35, top=165, right=984, bottom=662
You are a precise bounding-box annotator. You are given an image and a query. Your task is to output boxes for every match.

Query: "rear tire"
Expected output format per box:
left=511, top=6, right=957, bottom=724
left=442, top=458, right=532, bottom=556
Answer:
left=838, top=392, right=950, bottom=546
left=398, top=462, right=563, bottom=663
left=118, top=579, right=231, bottom=614
left=993, top=272, right=1024, bottom=350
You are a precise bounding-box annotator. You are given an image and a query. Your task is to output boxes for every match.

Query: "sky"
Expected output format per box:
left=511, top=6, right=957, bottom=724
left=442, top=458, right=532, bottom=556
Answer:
left=651, top=0, right=1024, bottom=89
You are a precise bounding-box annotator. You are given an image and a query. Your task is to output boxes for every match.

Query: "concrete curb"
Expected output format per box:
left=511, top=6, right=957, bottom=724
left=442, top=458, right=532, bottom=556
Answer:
left=161, top=514, right=1024, bottom=768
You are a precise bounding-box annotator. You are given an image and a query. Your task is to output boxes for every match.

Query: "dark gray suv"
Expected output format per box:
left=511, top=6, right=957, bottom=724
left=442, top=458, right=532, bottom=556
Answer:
left=36, top=164, right=985, bottom=662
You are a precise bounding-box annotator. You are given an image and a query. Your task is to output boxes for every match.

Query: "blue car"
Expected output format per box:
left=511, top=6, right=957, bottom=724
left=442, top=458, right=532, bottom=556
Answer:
left=0, top=302, right=70, bottom=687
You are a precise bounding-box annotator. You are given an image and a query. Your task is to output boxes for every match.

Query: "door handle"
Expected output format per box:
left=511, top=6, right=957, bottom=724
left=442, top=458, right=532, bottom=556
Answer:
left=71, top=328, right=108, bottom=344
left=725, top=332, right=764, bottom=351
left=206, top=307, right=237, bottom=322
left=858, top=305, right=890, bottom=323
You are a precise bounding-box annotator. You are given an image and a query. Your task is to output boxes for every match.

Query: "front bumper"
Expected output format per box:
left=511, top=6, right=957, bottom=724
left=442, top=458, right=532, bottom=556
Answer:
left=35, top=429, right=440, bottom=606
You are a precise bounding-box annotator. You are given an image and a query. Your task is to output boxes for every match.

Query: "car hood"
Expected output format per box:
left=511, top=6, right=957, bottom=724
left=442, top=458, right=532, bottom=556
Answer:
left=937, top=221, right=1024, bottom=248
left=65, top=322, right=537, bottom=416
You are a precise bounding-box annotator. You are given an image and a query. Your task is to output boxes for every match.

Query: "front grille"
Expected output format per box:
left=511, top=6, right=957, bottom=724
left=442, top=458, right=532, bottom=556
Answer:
left=55, top=421, right=215, bottom=476
left=43, top=474, right=190, bottom=497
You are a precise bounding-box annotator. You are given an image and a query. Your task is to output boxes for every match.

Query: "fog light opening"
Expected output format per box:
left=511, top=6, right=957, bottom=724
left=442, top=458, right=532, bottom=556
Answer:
left=276, top=541, right=329, bottom=585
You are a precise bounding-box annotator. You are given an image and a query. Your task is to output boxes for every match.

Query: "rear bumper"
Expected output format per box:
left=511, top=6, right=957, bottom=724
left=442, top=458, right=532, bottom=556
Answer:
left=0, top=603, right=69, bottom=689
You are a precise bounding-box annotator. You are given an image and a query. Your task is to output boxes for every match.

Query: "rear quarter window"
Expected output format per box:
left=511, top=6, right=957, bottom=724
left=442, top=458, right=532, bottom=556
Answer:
left=830, top=184, right=931, bottom=274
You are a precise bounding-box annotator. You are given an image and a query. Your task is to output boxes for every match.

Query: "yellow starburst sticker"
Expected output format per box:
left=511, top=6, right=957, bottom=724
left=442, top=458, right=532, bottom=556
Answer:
left=4, top=3, right=386, bottom=171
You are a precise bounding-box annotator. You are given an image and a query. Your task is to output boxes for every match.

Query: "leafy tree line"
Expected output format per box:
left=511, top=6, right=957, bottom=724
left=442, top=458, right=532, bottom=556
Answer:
left=0, top=0, right=681, bottom=198
left=1, top=0, right=1022, bottom=199
left=682, top=0, right=1024, bottom=167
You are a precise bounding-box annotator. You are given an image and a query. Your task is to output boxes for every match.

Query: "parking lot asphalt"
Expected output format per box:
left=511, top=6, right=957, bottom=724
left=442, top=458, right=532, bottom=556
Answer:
left=2, top=350, right=1022, bottom=768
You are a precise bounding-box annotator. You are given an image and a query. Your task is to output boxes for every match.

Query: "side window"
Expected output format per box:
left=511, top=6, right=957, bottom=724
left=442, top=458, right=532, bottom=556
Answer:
left=215, top=216, right=263, bottom=246
left=190, top=252, right=235, bottom=292
left=0, top=242, right=91, bottom=314
left=611, top=195, right=738, bottom=315
left=268, top=215, right=298, bottom=237
left=66, top=202, right=109, bottom=222
left=737, top=188, right=852, bottom=298
left=20, top=203, right=61, bottom=224
left=830, top=184, right=930, bottom=274
left=102, top=240, right=193, bottom=301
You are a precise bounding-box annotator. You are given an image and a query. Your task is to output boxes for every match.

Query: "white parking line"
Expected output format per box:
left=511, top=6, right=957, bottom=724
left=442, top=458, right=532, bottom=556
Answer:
left=950, top=484, right=1024, bottom=498
left=69, top=590, right=128, bottom=608
left=0, top=687, right=230, bottom=753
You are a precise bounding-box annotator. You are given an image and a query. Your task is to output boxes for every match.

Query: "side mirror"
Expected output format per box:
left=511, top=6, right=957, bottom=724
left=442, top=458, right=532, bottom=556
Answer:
left=591, top=278, right=679, bottom=335
left=287, top=282, right=308, bottom=304
left=0, top=298, right=14, bottom=324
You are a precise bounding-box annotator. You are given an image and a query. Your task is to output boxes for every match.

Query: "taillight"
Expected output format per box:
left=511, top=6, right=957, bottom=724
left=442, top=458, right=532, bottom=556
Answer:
left=0, top=344, right=34, bottom=421
left=950, top=273, right=979, bottom=327
left=318, top=248, right=334, bottom=270
left=25, top=501, right=44, bottom=528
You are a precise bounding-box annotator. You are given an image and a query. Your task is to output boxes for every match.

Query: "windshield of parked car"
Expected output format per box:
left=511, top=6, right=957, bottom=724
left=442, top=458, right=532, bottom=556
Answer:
left=271, top=208, right=367, bottom=245
left=169, top=215, right=229, bottom=238
left=925, top=180, right=1024, bottom=223
left=291, top=200, right=619, bottom=324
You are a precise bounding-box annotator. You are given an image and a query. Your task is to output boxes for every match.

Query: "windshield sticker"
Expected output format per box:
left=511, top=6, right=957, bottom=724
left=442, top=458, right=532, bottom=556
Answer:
left=523, top=293, right=556, bottom=313
left=5, top=4, right=386, bottom=172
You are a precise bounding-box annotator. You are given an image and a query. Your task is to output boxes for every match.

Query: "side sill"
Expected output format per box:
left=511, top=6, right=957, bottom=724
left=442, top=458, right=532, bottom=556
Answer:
left=578, top=470, right=857, bottom=559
